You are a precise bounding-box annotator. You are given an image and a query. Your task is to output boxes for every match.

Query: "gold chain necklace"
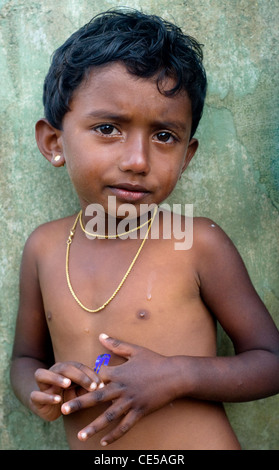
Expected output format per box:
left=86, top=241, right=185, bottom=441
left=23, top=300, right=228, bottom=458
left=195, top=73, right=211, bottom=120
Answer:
left=79, top=210, right=152, bottom=238
left=66, top=206, right=158, bottom=313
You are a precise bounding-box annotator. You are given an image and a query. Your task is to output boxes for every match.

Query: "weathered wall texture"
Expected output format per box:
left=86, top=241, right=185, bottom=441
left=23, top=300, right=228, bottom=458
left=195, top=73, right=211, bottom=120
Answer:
left=0, top=0, right=278, bottom=450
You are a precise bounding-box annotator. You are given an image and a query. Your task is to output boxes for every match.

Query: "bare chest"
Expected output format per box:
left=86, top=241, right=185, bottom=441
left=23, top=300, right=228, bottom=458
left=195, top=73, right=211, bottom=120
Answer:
left=38, top=235, right=216, bottom=364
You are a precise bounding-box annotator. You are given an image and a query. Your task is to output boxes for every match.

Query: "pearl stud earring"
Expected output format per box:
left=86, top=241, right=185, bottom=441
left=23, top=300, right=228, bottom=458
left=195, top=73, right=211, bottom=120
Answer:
left=54, top=155, right=61, bottom=162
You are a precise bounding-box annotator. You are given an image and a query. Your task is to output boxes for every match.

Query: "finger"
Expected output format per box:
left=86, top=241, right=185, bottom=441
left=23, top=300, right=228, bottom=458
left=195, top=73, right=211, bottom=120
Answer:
left=77, top=400, right=130, bottom=442
left=100, top=408, right=143, bottom=446
left=30, top=390, right=62, bottom=407
left=99, top=333, right=137, bottom=359
left=61, top=383, right=119, bottom=415
left=50, top=362, right=100, bottom=392
left=34, top=368, right=72, bottom=390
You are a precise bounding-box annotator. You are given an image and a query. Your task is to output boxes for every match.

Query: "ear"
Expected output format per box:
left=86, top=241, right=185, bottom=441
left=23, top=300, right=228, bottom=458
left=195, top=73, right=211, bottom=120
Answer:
left=181, top=138, right=199, bottom=175
left=35, top=118, right=65, bottom=167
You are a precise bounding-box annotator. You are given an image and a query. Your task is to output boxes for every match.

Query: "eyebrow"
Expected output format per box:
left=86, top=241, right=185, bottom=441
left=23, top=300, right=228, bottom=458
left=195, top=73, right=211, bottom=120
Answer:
left=152, top=120, right=188, bottom=132
left=84, top=110, right=188, bottom=133
left=84, top=110, right=130, bottom=123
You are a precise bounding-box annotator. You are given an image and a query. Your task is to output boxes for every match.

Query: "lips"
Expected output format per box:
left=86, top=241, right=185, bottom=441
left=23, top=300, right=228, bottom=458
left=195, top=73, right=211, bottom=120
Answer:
left=107, top=183, right=150, bottom=202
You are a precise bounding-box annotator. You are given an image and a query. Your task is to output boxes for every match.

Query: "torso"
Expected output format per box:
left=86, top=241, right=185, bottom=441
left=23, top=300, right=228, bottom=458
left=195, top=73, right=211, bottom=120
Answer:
left=36, top=212, right=241, bottom=450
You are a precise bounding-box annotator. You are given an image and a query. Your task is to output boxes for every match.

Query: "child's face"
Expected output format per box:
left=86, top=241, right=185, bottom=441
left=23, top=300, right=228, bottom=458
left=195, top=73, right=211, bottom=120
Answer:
left=57, top=63, right=197, bottom=215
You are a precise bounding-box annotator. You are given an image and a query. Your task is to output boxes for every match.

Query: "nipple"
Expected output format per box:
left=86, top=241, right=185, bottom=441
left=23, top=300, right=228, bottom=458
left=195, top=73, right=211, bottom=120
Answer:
left=46, top=311, right=52, bottom=321
left=136, top=309, right=150, bottom=320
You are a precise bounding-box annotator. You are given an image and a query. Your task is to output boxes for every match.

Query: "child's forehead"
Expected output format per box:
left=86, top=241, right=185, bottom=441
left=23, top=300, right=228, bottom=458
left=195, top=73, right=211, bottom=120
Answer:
left=72, top=62, right=191, bottom=118
left=78, top=62, right=164, bottom=94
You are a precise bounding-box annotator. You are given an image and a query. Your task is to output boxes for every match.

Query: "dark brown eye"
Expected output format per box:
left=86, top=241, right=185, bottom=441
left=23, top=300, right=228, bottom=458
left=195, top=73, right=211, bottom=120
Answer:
left=156, top=132, right=175, bottom=143
left=99, top=125, right=116, bottom=134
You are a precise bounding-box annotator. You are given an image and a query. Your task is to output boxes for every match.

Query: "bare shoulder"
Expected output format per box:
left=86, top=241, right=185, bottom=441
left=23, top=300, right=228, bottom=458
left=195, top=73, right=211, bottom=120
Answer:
left=193, top=216, right=228, bottom=239
left=192, top=216, right=236, bottom=253
left=191, top=216, right=247, bottom=282
left=23, top=214, right=78, bottom=261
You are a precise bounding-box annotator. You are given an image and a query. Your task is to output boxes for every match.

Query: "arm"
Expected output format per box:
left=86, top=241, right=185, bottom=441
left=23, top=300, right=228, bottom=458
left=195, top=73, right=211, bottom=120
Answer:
left=180, top=218, right=279, bottom=401
left=61, top=220, right=279, bottom=444
left=10, top=230, right=102, bottom=421
left=190, top=219, right=279, bottom=400
left=10, top=231, right=55, bottom=413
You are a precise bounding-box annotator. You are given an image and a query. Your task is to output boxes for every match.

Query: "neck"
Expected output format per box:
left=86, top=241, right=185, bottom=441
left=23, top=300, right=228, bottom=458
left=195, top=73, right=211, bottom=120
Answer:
left=79, top=206, right=157, bottom=239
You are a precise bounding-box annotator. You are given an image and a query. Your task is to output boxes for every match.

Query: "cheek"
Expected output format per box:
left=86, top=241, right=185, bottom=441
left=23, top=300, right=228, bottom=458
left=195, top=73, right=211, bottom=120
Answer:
left=156, top=168, right=181, bottom=201
left=63, top=148, right=92, bottom=191
left=159, top=157, right=184, bottom=188
left=63, top=146, right=92, bottom=179
left=62, top=132, right=90, bottom=168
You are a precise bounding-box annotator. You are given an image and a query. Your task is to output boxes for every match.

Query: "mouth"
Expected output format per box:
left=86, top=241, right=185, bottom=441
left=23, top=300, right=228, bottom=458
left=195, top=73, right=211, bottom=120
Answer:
left=107, top=183, right=151, bottom=202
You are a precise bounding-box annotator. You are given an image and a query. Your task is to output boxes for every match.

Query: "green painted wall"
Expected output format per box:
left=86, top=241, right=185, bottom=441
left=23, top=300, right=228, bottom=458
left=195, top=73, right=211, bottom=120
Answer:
left=0, top=0, right=278, bottom=450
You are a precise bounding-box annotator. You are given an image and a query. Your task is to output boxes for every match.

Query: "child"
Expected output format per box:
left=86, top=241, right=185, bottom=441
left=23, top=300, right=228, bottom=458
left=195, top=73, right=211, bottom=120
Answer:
left=10, top=9, right=279, bottom=450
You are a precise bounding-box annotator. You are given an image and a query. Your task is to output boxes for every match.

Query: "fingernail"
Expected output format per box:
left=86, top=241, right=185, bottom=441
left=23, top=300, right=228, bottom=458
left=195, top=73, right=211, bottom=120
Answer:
left=79, top=432, right=87, bottom=441
left=98, top=382, right=105, bottom=389
left=90, top=382, right=97, bottom=390
left=62, top=404, right=70, bottom=414
left=100, top=333, right=109, bottom=340
left=63, top=378, right=71, bottom=386
left=101, top=440, right=108, bottom=446
left=54, top=395, right=61, bottom=403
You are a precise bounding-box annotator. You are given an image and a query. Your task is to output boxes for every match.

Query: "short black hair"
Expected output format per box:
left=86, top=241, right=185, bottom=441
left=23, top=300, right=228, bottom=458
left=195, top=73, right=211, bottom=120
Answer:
left=43, top=9, right=207, bottom=138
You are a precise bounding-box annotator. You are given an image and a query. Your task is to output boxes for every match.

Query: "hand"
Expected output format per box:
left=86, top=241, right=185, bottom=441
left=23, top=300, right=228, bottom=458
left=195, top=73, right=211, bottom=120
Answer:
left=30, top=361, right=102, bottom=421
left=61, top=334, right=176, bottom=446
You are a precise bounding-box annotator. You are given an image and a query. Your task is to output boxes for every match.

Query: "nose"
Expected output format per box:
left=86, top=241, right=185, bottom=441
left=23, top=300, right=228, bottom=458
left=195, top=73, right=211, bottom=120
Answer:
left=118, top=132, right=150, bottom=175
